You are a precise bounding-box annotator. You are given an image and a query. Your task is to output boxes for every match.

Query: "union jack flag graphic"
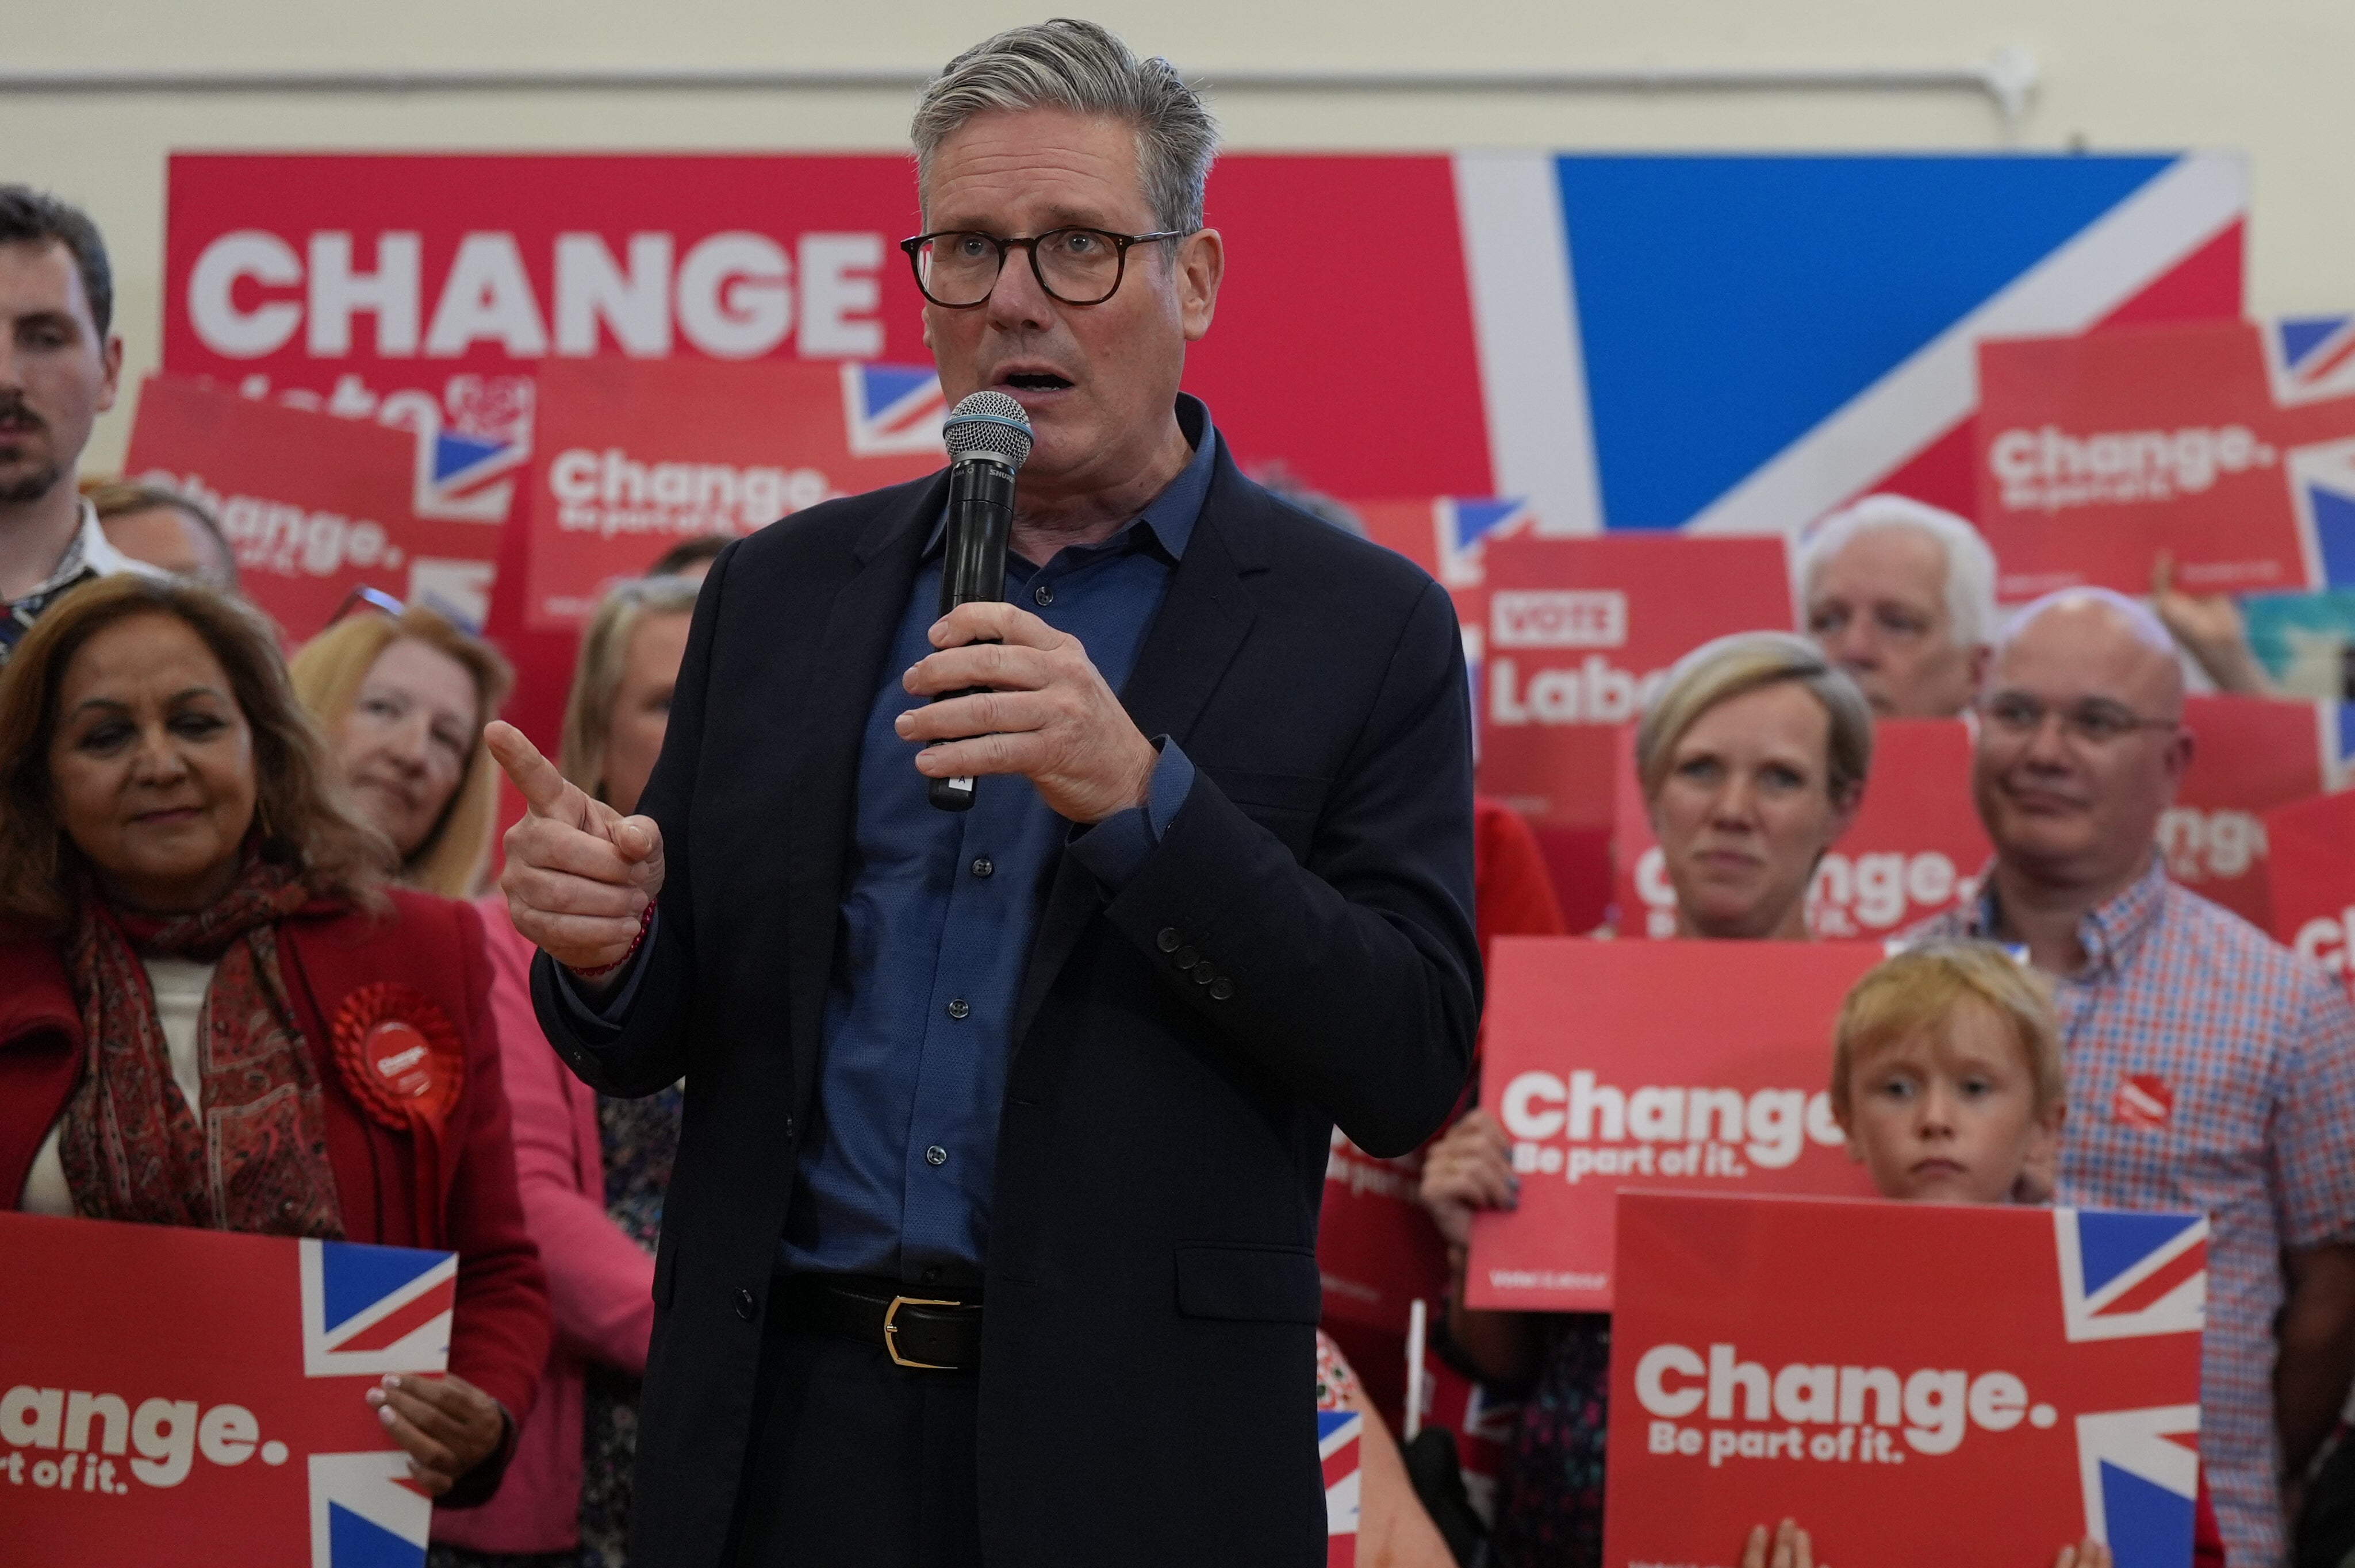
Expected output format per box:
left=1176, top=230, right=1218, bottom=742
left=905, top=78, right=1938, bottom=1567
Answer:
left=2053, top=1209, right=2207, bottom=1568
left=841, top=362, right=949, bottom=458
left=2054, top=1209, right=2207, bottom=1344
left=298, top=1239, right=455, bottom=1568
left=1429, top=497, right=1537, bottom=590
left=2268, top=315, right=2355, bottom=405
left=1320, top=1409, right=1363, bottom=1568
left=308, top=1450, right=432, bottom=1568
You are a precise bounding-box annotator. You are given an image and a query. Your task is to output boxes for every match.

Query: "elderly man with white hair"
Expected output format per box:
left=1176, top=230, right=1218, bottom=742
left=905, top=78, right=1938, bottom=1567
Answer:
left=1798, top=493, right=1998, bottom=718
left=1909, top=586, right=2355, bottom=1567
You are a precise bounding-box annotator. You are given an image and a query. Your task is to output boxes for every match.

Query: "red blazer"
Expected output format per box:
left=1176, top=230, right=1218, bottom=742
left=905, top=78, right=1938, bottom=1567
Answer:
left=0, top=889, right=551, bottom=1479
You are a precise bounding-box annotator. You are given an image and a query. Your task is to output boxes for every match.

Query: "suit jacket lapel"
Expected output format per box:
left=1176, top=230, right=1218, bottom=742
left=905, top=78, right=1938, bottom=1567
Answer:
left=1012, top=458, right=1267, bottom=1044
left=784, top=478, right=943, bottom=1101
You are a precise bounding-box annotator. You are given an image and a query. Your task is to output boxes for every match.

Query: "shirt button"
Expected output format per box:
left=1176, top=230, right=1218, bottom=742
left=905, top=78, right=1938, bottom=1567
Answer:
left=926, top=1145, right=949, bottom=1167
left=734, top=1288, right=757, bottom=1322
left=923, top=1265, right=943, bottom=1283
left=971, top=856, right=994, bottom=879
left=1033, top=583, right=1055, bottom=607
left=946, top=997, right=971, bottom=1020
left=1156, top=928, right=1181, bottom=953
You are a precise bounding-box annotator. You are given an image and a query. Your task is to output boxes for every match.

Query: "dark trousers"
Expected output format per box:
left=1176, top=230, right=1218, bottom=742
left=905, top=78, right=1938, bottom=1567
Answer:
left=724, top=1308, right=984, bottom=1568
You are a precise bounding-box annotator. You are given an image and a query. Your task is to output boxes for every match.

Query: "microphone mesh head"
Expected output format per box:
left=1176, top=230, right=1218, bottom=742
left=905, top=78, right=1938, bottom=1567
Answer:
left=943, top=389, right=1035, bottom=470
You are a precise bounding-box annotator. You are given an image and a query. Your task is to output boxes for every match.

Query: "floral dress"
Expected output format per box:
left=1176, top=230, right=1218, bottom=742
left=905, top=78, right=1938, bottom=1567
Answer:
left=1488, top=1313, right=1612, bottom=1568
left=576, top=1083, right=685, bottom=1568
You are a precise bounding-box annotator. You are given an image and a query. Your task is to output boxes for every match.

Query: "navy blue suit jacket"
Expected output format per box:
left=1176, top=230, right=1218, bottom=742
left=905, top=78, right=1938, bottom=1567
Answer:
left=533, top=440, right=1482, bottom=1567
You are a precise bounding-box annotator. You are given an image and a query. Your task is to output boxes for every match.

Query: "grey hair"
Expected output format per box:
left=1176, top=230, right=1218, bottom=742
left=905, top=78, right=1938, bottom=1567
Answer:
left=1799, top=494, right=2000, bottom=650
left=1636, top=631, right=1875, bottom=808
left=911, top=19, right=1219, bottom=234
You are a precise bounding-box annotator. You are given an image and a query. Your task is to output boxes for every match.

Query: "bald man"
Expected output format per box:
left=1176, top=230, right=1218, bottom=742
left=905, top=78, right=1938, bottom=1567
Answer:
left=1909, top=588, right=2355, bottom=1566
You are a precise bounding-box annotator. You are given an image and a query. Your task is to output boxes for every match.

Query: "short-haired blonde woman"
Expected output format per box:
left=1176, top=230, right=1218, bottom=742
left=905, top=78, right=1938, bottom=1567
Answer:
left=291, top=605, right=513, bottom=898
left=0, top=575, right=548, bottom=1511
left=1422, top=631, right=1874, bottom=1566
left=439, top=575, right=698, bottom=1568
left=1635, top=631, right=1873, bottom=940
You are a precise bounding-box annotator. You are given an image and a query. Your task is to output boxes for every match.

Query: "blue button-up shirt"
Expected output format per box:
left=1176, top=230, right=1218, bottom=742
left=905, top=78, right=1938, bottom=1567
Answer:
left=566, top=399, right=1222, bottom=1285
left=781, top=400, right=1215, bottom=1285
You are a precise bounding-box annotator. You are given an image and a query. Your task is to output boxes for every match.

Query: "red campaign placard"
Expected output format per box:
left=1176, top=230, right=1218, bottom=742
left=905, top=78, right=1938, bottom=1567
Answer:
left=122, top=374, right=503, bottom=639
left=0, top=1212, right=452, bottom=1566
left=2164, top=695, right=2334, bottom=929
left=1466, top=939, right=1882, bottom=1312
left=2265, top=789, right=2355, bottom=997
left=1976, top=318, right=2355, bottom=600
left=1604, top=1192, right=2206, bottom=1568
left=1611, top=719, right=1990, bottom=940
left=1474, top=535, right=1794, bottom=925
left=521, top=357, right=946, bottom=629
left=1318, top=1132, right=1448, bottom=1342
left=162, top=153, right=1495, bottom=509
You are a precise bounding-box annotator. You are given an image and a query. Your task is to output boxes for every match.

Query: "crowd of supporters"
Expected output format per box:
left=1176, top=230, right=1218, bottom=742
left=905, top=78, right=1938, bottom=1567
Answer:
left=3, top=165, right=2351, bottom=1568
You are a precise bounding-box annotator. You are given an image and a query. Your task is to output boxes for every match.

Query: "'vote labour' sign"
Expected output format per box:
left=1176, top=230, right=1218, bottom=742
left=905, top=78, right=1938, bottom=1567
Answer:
left=1603, top=1192, right=2207, bottom=1568
left=0, top=1212, right=452, bottom=1567
left=1466, top=939, right=1882, bottom=1312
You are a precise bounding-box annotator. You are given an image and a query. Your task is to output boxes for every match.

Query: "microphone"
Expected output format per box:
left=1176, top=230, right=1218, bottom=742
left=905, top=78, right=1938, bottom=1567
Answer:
left=928, top=389, right=1035, bottom=812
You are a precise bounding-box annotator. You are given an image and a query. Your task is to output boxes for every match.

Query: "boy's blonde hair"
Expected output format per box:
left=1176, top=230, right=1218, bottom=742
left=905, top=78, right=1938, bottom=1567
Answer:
left=1831, top=940, right=2065, bottom=1121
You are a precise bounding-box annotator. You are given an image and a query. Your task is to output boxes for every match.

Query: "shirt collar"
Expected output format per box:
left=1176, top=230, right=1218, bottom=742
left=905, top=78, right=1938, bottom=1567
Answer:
left=12, top=500, right=116, bottom=606
left=925, top=393, right=1217, bottom=564
left=1962, top=852, right=2171, bottom=979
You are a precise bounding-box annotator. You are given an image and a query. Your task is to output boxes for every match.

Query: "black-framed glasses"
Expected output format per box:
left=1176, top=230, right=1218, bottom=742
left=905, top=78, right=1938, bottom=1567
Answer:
left=899, top=227, right=1189, bottom=308
left=1978, top=692, right=2181, bottom=747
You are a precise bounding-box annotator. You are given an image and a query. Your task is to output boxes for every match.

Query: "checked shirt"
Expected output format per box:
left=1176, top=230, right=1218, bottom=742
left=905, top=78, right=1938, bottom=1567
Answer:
left=1912, top=856, right=2355, bottom=1568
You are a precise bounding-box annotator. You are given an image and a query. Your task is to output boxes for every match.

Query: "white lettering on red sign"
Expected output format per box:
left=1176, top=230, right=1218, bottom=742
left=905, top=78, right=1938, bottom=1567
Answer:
left=1498, top=1069, right=1845, bottom=1178
left=1490, top=589, right=1628, bottom=648
left=1630, top=1343, right=2054, bottom=1466
left=1, top=1383, right=289, bottom=1492
left=1988, top=422, right=2274, bottom=514
left=1488, top=656, right=1667, bottom=727
left=186, top=229, right=885, bottom=363
left=546, top=447, right=833, bottom=539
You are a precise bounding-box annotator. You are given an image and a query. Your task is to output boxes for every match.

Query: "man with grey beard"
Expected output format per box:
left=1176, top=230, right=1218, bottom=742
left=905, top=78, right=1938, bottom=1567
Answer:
left=0, top=187, right=157, bottom=662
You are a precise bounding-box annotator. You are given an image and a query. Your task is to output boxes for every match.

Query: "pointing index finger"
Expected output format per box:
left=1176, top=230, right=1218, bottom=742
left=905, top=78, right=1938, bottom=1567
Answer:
left=486, top=721, right=580, bottom=823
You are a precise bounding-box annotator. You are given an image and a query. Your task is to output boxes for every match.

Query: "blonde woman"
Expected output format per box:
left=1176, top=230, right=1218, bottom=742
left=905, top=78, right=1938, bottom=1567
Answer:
left=291, top=604, right=513, bottom=898
left=442, top=575, right=699, bottom=1568
left=1422, top=632, right=1873, bottom=1567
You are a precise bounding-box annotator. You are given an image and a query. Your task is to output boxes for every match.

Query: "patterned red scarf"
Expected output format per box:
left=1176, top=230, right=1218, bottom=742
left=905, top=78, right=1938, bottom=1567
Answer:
left=55, top=858, right=347, bottom=1238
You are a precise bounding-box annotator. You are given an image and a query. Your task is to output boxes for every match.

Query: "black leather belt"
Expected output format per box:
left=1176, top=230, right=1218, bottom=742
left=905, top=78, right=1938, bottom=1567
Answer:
left=776, top=1273, right=984, bottom=1372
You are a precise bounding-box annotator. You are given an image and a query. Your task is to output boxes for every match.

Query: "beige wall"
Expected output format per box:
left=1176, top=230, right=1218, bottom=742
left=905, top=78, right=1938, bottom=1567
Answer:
left=14, top=0, right=2352, bottom=475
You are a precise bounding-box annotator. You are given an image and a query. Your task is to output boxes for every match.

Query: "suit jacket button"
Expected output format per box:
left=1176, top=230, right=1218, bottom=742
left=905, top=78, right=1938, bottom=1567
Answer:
left=1193, top=966, right=1217, bottom=987
left=1156, top=928, right=1181, bottom=952
left=1209, top=977, right=1234, bottom=1001
left=1174, top=946, right=1199, bottom=970
left=734, top=1288, right=757, bottom=1323
left=784, top=1115, right=796, bottom=1142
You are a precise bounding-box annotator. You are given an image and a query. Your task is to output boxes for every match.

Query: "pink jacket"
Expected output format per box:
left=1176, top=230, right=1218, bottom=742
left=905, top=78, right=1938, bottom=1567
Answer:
left=433, top=900, right=656, bottom=1552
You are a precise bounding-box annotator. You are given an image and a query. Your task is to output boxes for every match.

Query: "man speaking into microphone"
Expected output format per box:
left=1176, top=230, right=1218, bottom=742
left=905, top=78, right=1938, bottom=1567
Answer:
left=488, top=19, right=1479, bottom=1567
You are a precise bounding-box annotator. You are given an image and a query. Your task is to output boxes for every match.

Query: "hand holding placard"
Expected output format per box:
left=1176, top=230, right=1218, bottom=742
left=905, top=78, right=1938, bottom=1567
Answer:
left=363, top=1371, right=504, bottom=1497
left=488, top=721, right=665, bottom=975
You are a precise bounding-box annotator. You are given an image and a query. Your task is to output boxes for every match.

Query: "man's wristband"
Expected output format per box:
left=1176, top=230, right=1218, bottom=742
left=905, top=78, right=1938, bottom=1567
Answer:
left=567, top=902, right=655, bottom=981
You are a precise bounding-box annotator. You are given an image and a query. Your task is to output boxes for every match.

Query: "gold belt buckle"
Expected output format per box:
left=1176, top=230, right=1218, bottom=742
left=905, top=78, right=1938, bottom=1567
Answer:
left=883, top=1295, right=963, bottom=1370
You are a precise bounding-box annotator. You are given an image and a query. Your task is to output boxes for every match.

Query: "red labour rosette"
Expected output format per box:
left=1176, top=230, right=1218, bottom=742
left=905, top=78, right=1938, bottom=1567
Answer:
left=331, top=982, right=466, bottom=1242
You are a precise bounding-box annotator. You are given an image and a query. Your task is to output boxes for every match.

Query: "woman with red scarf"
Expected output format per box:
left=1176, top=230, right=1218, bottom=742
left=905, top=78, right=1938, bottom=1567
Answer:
left=0, top=574, right=549, bottom=1506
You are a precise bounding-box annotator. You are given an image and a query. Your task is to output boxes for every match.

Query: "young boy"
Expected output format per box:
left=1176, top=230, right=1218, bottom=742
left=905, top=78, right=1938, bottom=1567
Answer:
left=1739, top=940, right=2221, bottom=1568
